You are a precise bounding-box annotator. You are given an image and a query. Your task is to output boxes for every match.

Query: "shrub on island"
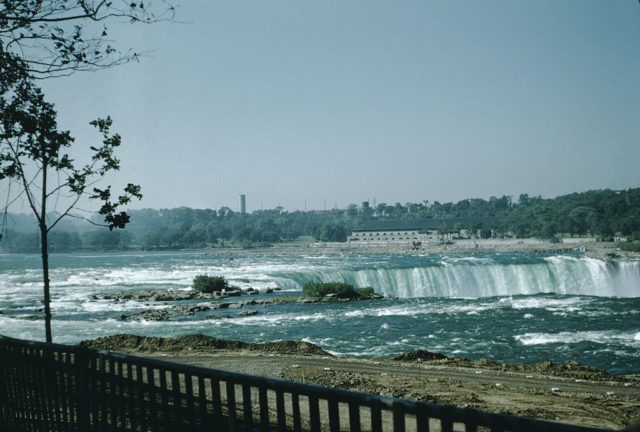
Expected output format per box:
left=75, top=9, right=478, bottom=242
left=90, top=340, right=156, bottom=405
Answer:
left=193, top=275, right=228, bottom=293
left=302, top=282, right=376, bottom=299
left=355, top=287, right=376, bottom=298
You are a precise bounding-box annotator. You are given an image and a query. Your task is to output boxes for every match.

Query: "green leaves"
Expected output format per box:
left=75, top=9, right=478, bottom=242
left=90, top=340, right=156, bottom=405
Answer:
left=1, top=67, right=141, bottom=233
left=92, top=182, right=143, bottom=230
left=192, top=275, right=228, bottom=293
left=0, top=77, right=75, bottom=175
left=89, top=116, right=123, bottom=174
left=1, top=1, right=176, bottom=77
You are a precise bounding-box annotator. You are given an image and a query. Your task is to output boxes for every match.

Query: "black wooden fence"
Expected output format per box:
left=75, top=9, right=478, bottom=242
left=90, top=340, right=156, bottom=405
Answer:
left=0, top=335, right=612, bottom=432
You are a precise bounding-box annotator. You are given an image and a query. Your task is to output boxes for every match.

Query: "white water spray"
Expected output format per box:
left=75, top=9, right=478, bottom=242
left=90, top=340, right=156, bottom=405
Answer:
left=289, top=256, right=640, bottom=298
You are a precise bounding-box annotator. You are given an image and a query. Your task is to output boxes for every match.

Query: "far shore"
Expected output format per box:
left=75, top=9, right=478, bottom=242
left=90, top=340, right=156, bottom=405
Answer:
left=202, top=238, right=639, bottom=262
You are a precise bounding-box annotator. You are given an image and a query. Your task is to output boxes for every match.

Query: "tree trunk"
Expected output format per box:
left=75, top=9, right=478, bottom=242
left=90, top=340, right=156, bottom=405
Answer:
left=40, top=158, right=52, bottom=343
left=41, top=222, right=52, bottom=343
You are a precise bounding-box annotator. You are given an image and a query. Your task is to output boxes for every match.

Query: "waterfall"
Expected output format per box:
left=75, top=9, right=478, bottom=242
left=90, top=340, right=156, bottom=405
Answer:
left=279, top=256, right=640, bottom=298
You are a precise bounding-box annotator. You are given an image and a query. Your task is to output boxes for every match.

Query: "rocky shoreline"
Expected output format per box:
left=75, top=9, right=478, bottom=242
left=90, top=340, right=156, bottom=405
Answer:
left=82, top=333, right=620, bottom=382
left=81, top=333, right=331, bottom=356
left=94, top=288, right=386, bottom=322
left=81, top=333, right=640, bottom=430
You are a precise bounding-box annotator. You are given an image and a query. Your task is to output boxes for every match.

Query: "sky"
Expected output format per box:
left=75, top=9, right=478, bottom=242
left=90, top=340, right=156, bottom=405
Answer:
left=31, top=0, right=640, bottom=212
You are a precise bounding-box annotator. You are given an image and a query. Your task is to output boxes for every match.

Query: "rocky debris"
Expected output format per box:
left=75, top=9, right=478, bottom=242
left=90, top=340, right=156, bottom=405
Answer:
left=81, top=334, right=331, bottom=356
left=502, top=360, right=615, bottom=381
left=98, top=287, right=388, bottom=323
left=277, top=359, right=633, bottom=429
left=94, top=287, right=275, bottom=303
left=181, top=305, right=211, bottom=314
left=255, top=293, right=384, bottom=306
left=393, top=349, right=449, bottom=361
left=224, top=288, right=243, bottom=297
left=120, top=304, right=218, bottom=321
left=239, top=310, right=259, bottom=317
left=284, top=367, right=379, bottom=392
left=150, top=292, right=194, bottom=301
left=95, top=288, right=383, bottom=305
left=392, top=348, right=615, bottom=381
left=120, top=310, right=172, bottom=321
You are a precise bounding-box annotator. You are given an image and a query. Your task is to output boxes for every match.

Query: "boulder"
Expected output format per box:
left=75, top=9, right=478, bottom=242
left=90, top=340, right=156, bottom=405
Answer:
left=223, top=288, right=242, bottom=297
left=393, top=349, right=448, bottom=362
left=239, top=310, right=259, bottom=317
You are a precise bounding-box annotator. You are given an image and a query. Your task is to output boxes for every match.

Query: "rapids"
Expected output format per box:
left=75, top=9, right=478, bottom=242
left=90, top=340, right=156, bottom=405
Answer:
left=1, top=250, right=638, bottom=374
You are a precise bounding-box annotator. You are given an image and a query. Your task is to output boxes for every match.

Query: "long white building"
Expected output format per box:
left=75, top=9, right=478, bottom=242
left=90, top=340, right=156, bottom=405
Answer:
left=347, top=218, right=489, bottom=244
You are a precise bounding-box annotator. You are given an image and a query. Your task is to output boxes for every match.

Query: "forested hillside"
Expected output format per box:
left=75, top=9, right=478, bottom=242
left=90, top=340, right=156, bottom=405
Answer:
left=2, top=188, right=639, bottom=252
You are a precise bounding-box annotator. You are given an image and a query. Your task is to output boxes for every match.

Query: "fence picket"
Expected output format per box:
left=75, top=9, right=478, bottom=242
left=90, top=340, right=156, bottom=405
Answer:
left=416, top=410, right=430, bottom=432
left=210, top=377, right=222, bottom=426
left=242, top=383, right=253, bottom=431
left=393, top=401, right=406, bottom=432
left=328, top=398, right=340, bottom=432
left=226, top=381, right=238, bottom=432
left=198, top=376, right=208, bottom=431
left=258, top=385, right=270, bottom=431
left=184, top=372, right=196, bottom=428
left=276, top=389, right=286, bottom=431
left=370, top=399, right=383, bottom=432
left=349, top=402, right=361, bottom=432
left=291, top=393, right=302, bottom=432
left=171, top=370, right=181, bottom=428
left=309, top=394, right=321, bottom=432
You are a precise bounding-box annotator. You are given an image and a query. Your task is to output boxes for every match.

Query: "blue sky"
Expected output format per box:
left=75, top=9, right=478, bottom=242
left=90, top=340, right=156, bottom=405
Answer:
left=37, top=0, right=640, bottom=212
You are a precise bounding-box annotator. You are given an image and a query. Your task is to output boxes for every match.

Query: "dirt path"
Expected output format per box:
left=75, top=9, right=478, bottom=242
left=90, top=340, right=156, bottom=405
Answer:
left=142, top=350, right=639, bottom=430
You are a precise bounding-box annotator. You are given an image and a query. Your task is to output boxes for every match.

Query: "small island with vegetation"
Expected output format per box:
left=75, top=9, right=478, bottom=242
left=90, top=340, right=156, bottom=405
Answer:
left=192, top=275, right=229, bottom=293
left=102, top=277, right=385, bottom=323
left=302, top=282, right=376, bottom=299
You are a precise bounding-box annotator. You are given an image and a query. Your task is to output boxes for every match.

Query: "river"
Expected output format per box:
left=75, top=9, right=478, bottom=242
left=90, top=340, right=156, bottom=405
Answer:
left=1, top=250, right=639, bottom=374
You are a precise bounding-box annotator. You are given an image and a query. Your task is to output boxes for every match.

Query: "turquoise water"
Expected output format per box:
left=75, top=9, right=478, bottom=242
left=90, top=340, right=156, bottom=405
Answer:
left=1, top=250, right=639, bottom=374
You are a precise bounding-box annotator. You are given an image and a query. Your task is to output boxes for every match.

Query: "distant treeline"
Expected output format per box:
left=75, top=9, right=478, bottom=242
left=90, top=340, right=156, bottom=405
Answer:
left=2, top=188, right=639, bottom=253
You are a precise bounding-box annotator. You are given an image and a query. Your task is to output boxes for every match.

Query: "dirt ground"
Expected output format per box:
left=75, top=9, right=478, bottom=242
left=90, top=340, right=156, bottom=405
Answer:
left=84, top=335, right=640, bottom=430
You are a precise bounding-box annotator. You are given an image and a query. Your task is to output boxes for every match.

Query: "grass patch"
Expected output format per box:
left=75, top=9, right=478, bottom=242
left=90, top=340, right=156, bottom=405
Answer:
left=302, top=282, right=376, bottom=299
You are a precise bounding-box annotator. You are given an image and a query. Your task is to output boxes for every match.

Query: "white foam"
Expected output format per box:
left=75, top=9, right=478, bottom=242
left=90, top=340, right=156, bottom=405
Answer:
left=506, top=296, right=589, bottom=312
left=515, top=330, right=640, bottom=347
left=301, top=337, right=334, bottom=345
left=342, top=301, right=499, bottom=319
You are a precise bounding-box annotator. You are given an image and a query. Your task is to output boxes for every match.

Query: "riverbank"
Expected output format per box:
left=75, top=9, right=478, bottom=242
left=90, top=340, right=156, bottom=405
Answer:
left=83, top=334, right=640, bottom=430
left=203, top=238, right=640, bottom=262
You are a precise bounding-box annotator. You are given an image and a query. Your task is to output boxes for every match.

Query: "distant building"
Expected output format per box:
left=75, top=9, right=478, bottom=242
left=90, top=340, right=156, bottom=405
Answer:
left=347, top=218, right=491, bottom=244
left=240, top=194, right=246, bottom=214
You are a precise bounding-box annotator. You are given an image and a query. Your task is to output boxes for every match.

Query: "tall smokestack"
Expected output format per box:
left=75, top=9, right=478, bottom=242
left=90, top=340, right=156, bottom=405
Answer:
left=240, top=194, right=246, bottom=214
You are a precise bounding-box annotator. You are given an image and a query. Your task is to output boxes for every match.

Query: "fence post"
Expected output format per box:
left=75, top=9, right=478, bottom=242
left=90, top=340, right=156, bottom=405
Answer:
left=75, top=346, right=90, bottom=431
